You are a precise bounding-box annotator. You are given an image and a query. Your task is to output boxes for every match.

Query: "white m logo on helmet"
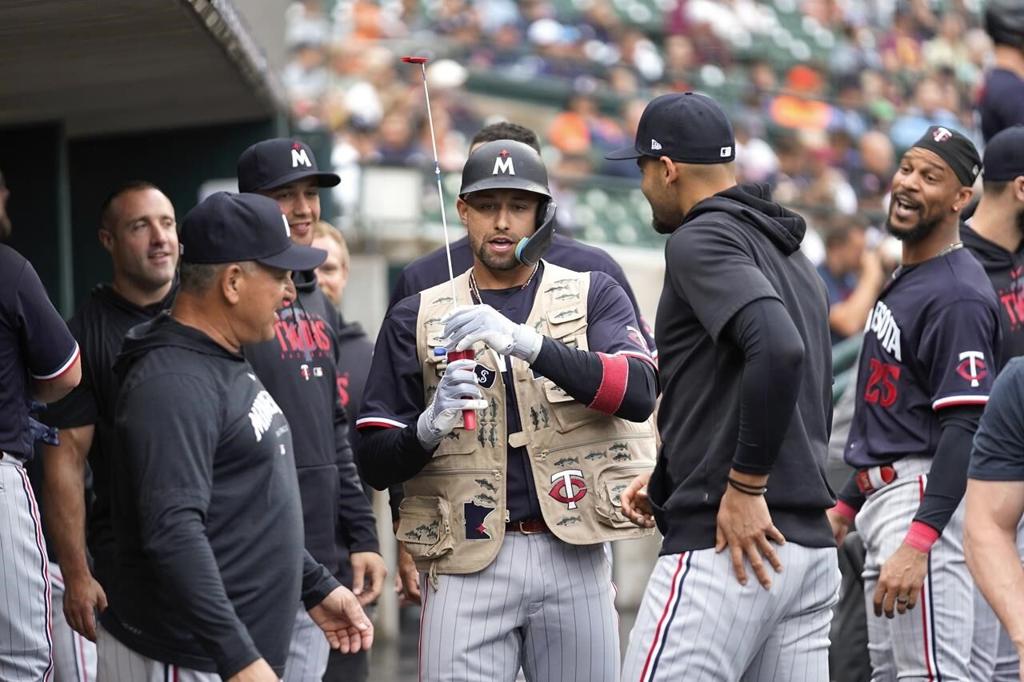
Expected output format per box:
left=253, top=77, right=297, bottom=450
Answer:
left=492, top=151, right=516, bottom=176
left=291, top=147, right=312, bottom=168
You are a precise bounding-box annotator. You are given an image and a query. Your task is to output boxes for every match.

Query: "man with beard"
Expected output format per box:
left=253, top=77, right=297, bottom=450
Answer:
left=356, top=139, right=658, bottom=682
left=605, top=92, right=839, bottom=680
left=40, top=181, right=178, bottom=681
left=963, top=126, right=1024, bottom=367
left=828, top=126, right=999, bottom=680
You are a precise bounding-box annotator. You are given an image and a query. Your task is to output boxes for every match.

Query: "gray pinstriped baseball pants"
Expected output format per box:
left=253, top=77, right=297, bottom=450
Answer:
left=418, top=532, right=619, bottom=682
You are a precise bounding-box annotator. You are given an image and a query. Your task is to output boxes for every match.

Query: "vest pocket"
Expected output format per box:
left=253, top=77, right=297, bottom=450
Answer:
left=396, top=496, right=455, bottom=561
left=594, top=463, right=655, bottom=529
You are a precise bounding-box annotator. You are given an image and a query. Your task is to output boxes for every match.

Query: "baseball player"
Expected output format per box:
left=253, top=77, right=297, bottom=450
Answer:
left=978, top=0, right=1024, bottom=142
left=236, top=138, right=385, bottom=682
left=829, top=127, right=998, bottom=680
left=357, top=139, right=658, bottom=682
left=37, top=181, right=177, bottom=682
left=388, top=121, right=657, bottom=604
left=0, top=207, right=82, bottom=679
left=961, top=125, right=1024, bottom=680
left=100, top=192, right=372, bottom=681
left=606, top=92, right=839, bottom=681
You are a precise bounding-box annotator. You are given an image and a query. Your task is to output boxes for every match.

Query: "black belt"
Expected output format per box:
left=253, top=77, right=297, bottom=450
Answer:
left=505, top=518, right=549, bottom=534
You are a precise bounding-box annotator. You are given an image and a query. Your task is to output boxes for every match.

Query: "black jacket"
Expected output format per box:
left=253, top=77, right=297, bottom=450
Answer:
left=650, top=184, right=834, bottom=553
left=244, top=271, right=379, bottom=583
left=961, top=222, right=1024, bottom=369
left=104, top=314, right=338, bottom=678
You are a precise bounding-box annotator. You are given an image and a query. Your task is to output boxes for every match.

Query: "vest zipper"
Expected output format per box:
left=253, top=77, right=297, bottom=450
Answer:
left=535, top=432, right=649, bottom=460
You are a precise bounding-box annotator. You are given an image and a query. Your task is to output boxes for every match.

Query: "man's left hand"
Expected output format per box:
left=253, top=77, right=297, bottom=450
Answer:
left=443, top=305, right=542, bottom=361
left=715, top=470, right=785, bottom=589
left=309, top=586, right=374, bottom=654
left=350, top=551, right=387, bottom=606
left=873, top=543, right=928, bottom=618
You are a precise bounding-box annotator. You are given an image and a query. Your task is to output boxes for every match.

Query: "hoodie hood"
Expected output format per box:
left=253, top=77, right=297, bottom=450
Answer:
left=961, top=222, right=1017, bottom=270
left=684, top=184, right=806, bottom=256
left=114, top=312, right=239, bottom=382
left=336, top=315, right=368, bottom=343
left=292, top=268, right=318, bottom=293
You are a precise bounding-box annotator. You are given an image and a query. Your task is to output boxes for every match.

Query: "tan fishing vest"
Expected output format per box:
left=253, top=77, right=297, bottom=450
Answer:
left=398, top=262, right=656, bottom=581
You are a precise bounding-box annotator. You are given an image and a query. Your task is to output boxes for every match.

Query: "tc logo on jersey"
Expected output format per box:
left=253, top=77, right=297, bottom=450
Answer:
left=933, top=127, right=953, bottom=143
left=492, top=149, right=515, bottom=176
left=291, top=143, right=312, bottom=168
left=549, top=470, right=587, bottom=509
left=956, top=350, right=987, bottom=387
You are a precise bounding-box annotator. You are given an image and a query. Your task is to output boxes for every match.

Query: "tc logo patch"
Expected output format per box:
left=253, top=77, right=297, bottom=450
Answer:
left=474, top=364, right=496, bottom=388
left=549, top=469, right=587, bottom=510
left=956, top=351, right=987, bottom=388
left=933, top=127, right=953, bottom=143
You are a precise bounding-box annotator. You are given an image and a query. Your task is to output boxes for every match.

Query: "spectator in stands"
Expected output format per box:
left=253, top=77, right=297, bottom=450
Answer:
left=818, top=219, right=885, bottom=343
left=890, top=77, right=966, bottom=150
left=376, top=110, right=428, bottom=167
left=548, top=91, right=624, bottom=158
left=770, top=65, right=835, bottom=133
left=849, top=130, right=895, bottom=211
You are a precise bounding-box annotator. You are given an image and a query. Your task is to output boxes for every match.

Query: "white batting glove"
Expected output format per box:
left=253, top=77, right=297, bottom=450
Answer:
left=416, top=359, right=489, bottom=449
left=443, top=305, right=543, bottom=363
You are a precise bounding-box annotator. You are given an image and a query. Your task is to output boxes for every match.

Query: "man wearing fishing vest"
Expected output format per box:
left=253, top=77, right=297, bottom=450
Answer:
left=356, top=139, right=658, bottom=682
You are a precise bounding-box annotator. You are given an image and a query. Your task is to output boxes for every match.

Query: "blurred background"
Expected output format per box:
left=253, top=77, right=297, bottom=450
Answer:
left=0, top=0, right=1003, bottom=678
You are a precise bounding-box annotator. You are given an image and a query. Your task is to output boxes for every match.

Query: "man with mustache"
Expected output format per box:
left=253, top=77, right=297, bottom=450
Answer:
left=829, top=126, right=999, bottom=680
left=356, top=139, right=658, bottom=682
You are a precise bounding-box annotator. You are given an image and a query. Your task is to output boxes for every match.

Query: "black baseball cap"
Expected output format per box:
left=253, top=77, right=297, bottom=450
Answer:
left=237, top=138, right=341, bottom=193
left=983, top=125, right=1024, bottom=182
left=606, top=92, right=736, bottom=164
left=180, top=192, right=326, bottom=271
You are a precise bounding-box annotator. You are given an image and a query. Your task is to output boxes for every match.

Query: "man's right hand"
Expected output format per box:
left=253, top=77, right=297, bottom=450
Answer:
left=621, top=471, right=655, bottom=528
left=64, top=573, right=107, bottom=642
left=826, top=507, right=852, bottom=546
left=416, top=359, right=488, bottom=449
left=228, top=658, right=278, bottom=682
left=395, top=542, right=421, bottom=605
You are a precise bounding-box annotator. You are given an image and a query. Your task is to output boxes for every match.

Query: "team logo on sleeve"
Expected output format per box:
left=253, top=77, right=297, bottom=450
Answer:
left=549, top=470, right=587, bottom=509
left=956, top=351, right=987, bottom=388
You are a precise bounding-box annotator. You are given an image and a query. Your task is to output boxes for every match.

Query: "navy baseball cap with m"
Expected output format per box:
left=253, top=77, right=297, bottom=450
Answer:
left=237, top=138, right=341, bottom=193
left=180, top=192, right=326, bottom=271
left=606, top=92, right=736, bottom=164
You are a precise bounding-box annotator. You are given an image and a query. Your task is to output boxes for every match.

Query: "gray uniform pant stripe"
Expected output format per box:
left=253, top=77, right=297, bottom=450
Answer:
left=95, top=624, right=220, bottom=682
left=622, top=543, right=839, bottom=682
left=418, top=532, right=619, bottom=682
left=50, top=561, right=98, bottom=682
left=0, top=457, right=53, bottom=681
left=858, top=457, right=973, bottom=681
left=282, top=604, right=330, bottom=682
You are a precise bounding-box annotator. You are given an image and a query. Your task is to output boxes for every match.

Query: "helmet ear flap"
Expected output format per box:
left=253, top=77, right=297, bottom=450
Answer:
left=514, top=199, right=557, bottom=267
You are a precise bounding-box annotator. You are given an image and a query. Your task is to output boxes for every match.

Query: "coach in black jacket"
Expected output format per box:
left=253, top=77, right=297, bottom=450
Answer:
left=105, top=193, right=371, bottom=681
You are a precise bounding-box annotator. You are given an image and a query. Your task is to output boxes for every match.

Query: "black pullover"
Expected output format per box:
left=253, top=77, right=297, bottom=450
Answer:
left=104, top=314, right=338, bottom=678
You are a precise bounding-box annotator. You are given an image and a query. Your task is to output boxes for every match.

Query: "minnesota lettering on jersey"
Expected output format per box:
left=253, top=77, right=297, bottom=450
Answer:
left=865, top=300, right=902, bottom=362
left=249, top=390, right=284, bottom=442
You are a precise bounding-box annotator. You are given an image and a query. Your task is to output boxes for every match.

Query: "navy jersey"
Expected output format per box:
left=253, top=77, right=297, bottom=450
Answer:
left=358, top=266, right=652, bottom=522
left=844, top=247, right=1000, bottom=468
left=0, top=245, right=79, bottom=457
left=389, top=233, right=657, bottom=355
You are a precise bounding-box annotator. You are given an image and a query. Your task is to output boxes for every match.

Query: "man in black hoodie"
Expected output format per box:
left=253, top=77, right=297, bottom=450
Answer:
left=606, top=92, right=839, bottom=680
left=103, top=192, right=372, bottom=682
left=236, top=139, right=384, bottom=682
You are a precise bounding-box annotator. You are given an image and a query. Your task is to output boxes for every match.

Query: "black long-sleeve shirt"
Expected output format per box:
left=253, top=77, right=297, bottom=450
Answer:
left=107, top=314, right=337, bottom=678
